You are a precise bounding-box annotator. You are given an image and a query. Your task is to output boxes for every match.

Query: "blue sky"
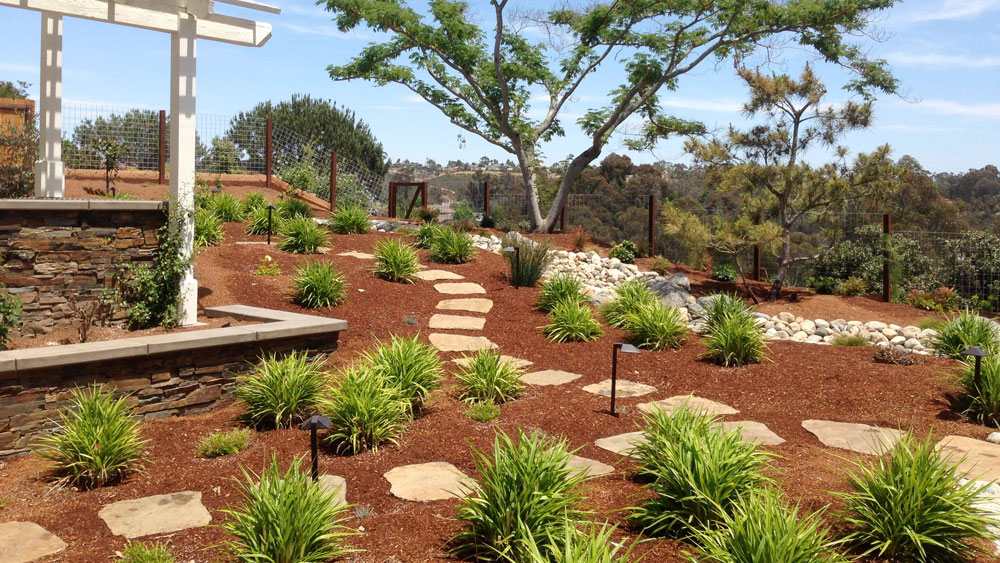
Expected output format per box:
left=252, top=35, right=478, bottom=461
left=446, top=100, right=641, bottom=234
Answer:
left=1, top=0, right=998, bottom=173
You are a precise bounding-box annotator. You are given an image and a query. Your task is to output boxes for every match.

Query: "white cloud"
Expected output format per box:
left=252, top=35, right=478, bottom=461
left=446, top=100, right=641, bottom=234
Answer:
left=659, top=97, right=742, bottom=113
left=0, top=62, right=36, bottom=74
left=915, top=99, right=1000, bottom=118
left=886, top=51, right=1000, bottom=68
left=908, top=0, right=999, bottom=22
left=878, top=123, right=963, bottom=133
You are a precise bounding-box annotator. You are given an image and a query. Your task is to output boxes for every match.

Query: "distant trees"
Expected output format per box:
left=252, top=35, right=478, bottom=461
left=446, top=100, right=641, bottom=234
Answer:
left=0, top=81, right=35, bottom=197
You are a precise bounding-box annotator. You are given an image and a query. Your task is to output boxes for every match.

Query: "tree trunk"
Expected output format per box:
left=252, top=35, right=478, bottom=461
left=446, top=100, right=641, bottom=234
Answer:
left=536, top=146, right=601, bottom=233
left=513, top=144, right=544, bottom=230
left=766, top=232, right=793, bottom=301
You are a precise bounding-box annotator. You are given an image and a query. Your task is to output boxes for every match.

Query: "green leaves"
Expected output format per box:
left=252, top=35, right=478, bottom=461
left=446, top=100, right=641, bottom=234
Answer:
left=455, top=349, right=525, bottom=405
left=236, top=352, right=328, bottom=430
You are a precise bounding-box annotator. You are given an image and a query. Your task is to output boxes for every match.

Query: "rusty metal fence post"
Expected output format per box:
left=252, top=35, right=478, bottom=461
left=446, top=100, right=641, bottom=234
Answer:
left=883, top=213, right=892, bottom=302
left=388, top=182, right=397, bottom=218
left=329, top=151, right=337, bottom=211
left=264, top=117, right=273, bottom=189
left=157, top=110, right=166, bottom=184
left=483, top=179, right=490, bottom=218
left=647, top=194, right=655, bottom=256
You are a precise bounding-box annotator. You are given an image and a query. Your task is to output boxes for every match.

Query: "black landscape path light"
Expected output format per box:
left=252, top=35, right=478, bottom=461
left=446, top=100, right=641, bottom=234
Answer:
left=266, top=204, right=276, bottom=245
left=963, top=346, right=988, bottom=391
left=502, top=245, right=520, bottom=286
left=610, top=342, right=640, bottom=416
left=299, top=414, right=331, bottom=482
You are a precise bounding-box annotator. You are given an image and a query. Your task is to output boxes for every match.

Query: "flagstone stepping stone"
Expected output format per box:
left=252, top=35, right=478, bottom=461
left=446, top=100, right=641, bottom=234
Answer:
left=521, top=369, right=582, bottom=386
left=437, top=298, right=493, bottom=313
left=384, top=462, right=469, bottom=501
left=637, top=395, right=739, bottom=416
left=337, top=251, right=374, bottom=259
left=428, top=314, right=486, bottom=330
left=429, top=333, right=497, bottom=352
left=582, top=379, right=656, bottom=398
left=938, top=435, right=1000, bottom=482
left=98, top=491, right=212, bottom=538
left=801, top=420, right=903, bottom=455
left=567, top=454, right=614, bottom=477
left=0, top=521, right=67, bottom=563
left=595, top=431, right=647, bottom=456
left=720, top=421, right=785, bottom=446
left=454, top=355, right=532, bottom=369
left=414, top=269, right=464, bottom=281
left=434, top=282, right=486, bottom=295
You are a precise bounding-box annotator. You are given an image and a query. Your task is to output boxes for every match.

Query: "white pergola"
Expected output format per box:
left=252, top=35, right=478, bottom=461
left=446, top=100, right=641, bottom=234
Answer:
left=1, top=0, right=279, bottom=325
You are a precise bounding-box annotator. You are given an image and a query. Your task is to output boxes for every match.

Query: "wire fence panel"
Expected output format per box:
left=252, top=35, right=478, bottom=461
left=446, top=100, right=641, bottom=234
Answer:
left=62, top=104, right=162, bottom=171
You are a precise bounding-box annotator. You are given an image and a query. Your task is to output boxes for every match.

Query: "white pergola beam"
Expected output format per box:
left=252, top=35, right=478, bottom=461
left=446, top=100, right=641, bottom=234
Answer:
left=34, top=12, right=64, bottom=198
left=0, top=0, right=274, bottom=46
left=170, top=12, right=198, bottom=326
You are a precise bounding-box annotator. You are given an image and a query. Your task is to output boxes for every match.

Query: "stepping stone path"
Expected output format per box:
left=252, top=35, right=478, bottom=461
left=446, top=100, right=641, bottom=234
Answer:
left=99, top=491, right=212, bottom=538
left=0, top=521, right=67, bottom=563
left=414, top=269, right=464, bottom=281
left=521, top=369, right=582, bottom=386
left=637, top=395, right=739, bottom=416
left=428, top=314, right=486, bottom=330
left=429, top=333, right=497, bottom=352
left=567, top=454, right=614, bottom=477
left=595, top=431, right=647, bottom=457
left=384, top=462, right=469, bottom=501
left=720, top=421, right=785, bottom=446
left=454, top=355, right=532, bottom=369
left=437, top=298, right=493, bottom=313
left=938, top=435, right=1000, bottom=481
left=337, top=251, right=374, bottom=259
left=583, top=379, right=656, bottom=398
left=434, top=282, right=486, bottom=295
left=801, top=420, right=903, bottom=455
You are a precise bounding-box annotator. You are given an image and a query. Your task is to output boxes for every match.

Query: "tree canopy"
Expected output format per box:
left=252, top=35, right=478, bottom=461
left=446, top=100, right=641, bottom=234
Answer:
left=323, top=0, right=898, bottom=232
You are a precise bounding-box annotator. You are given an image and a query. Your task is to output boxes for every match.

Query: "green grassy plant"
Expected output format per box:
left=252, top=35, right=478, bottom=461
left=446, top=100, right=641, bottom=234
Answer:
left=361, top=334, right=442, bottom=412
left=701, top=296, right=768, bottom=367
left=241, top=192, right=268, bottom=214
left=430, top=227, right=476, bottom=264
left=414, top=222, right=443, bottom=249
left=464, top=402, right=501, bottom=422
left=502, top=233, right=553, bottom=287
left=222, top=456, right=355, bottom=563
left=958, top=353, right=1000, bottom=426
left=517, top=520, right=635, bottom=563
left=373, top=238, right=420, bottom=283
left=235, top=352, right=327, bottom=429
left=542, top=300, right=603, bottom=343
left=245, top=205, right=283, bottom=236
left=833, top=335, right=868, bottom=346
left=120, top=541, right=177, bottom=563
left=278, top=216, right=328, bottom=254
left=647, top=257, right=673, bottom=276
left=34, top=385, right=147, bottom=489
left=455, top=349, right=525, bottom=404
left=207, top=193, right=245, bottom=222
left=197, top=428, right=252, bottom=458
left=930, top=310, right=999, bottom=358
left=278, top=197, right=313, bottom=219
left=319, top=365, right=409, bottom=455
left=194, top=208, right=223, bottom=247
left=291, top=261, right=347, bottom=308
left=537, top=275, right=587, bottom=313
left=711, top=263, right=738, bottom=282
left=623, top=301, right=690, bottom=351
left=253, top=255, right=282, bottom=276
left=600, top=280, right=658, bottom=329
left=329, top=204, right=370, bottom=234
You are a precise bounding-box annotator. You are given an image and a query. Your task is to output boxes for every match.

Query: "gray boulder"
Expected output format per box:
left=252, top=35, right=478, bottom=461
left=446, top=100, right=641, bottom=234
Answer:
left=666, top=273, right=691, bottom=292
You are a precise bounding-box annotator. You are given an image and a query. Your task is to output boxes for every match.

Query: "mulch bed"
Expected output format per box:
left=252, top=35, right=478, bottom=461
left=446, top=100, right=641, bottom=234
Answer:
left=0, top=210, right=995, bottom=562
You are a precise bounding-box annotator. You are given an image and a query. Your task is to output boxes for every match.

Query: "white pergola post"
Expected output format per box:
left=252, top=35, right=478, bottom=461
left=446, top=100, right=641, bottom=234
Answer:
left=34, top=11, right=64, bottom=198
left=170, top=12, right=199, bottom=326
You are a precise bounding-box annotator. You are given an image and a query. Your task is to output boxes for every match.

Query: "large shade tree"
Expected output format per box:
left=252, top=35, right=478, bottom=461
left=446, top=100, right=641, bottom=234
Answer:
left=321, top=0, right=898, bottom=232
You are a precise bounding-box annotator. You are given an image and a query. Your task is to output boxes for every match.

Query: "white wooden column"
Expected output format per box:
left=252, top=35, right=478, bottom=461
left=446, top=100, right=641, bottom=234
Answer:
left=34, top=12, right=64, bottom=198
left=170, top=13, right=198, bottom=326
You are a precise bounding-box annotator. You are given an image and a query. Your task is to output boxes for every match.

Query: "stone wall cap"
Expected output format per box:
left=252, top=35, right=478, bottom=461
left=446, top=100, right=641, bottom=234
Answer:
left=0, top=199, right=167, bottom=211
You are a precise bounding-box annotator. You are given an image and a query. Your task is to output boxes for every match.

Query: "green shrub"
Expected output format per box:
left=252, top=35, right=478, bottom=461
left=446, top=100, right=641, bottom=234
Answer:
left=416, top=206, right=439, bottom=223
left=236, top=352, right=327, bottom=429
left=958, top=353, right=1000, bottom=426
left=502, top=233, right=553, bottom=288
left=291, top=261, right=347, bottom=308
left=701, top=293, right=748, bottom=329
left=837, top=432, right=993, bottom=562
left=689, top=489, right=844, bottom=563
left=806, top=275, right=841, bottom=295
left=465, top=402, right=500, bottom=422
left=329, top=204, right=370, bottom=235
left=452, top=201, right=476, bottom=221
left=909, top=286, right=962, bottom=312
left=373, top=239, right=420, bottom=283
left=518, top=520, right=634, bottom=563
left=0, top=287, right=22, bottom=350
left=361, top=334, right=442, bottom=412
left=278, top=216, right=327, bottom=254
left=455, top=349, right=525, bottom=404
left=930, top=310, right=999, bottom=358
left=319, top=365, right=409, bottom=455
left=242, top=192, right=268, bottom=214
left=451, top=430, right=588, bottom=562
left=701, top=303, right=769, bottom=367
left=120, top=541, right=176, bottom=563
left=537, top=275, right=587, bottom=313
left=117, top=217, right=189, bottom=329
left=623, top=301, right=689, bottom=351
left=833, top=335, right=868, bottom=346
left=451, top=218, right=478, bottom=232
left=609, top=240, right=639, bottom=263
left=835, top=276, right=868, bottom=297
left=542, top=300, right=603, bottom=343
left=194, top=208, right=223, bottom=247
left=629, top=405, right=773, bottom=537
left=222, top=456, right=355, bottom=563
left=245, top=205, right=283, bottom=236
left=414, top=222, right=443, bottom=249
left=197, top=428, right=252, bottom=458
left=430, top=227, right=475, bottom=264
left=600, top=280, right=659, bottom=329
left=277, top=196, right=313, bottom=219
left=206, top=193, right=245, bottom=222
left=647, top=256, right=673, bottom=276
left=34, top=385, right=147, bottom=489
left=711, top=263, right=738, bottom=282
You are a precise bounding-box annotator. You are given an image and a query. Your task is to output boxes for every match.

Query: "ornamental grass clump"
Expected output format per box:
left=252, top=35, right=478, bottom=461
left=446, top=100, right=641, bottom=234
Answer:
left=291, top=261, right=347, bottom=308
left=222, top=456, right=355, bottom=563
left=235, top=352, right=327, bottom=430
left=837, top=431, right=993, bottom=562
left=930, top=309, right=999, bottom=359
left=431, top=226, right=476, bottom=264
left=329, top=203, right=370, bottom=235
left=542, top=299, right=603, bottom=343
left=414, top=222, right=443, bottom=249
left=629, top=404, right=774, bottom=538
left=536, top=275, right=587, bottom=313
left=319, top=365, right=409, bottom=455
left=361, top=334, right=442, bottom=413
left=600, top=280, right=658, bottom=329
left=959, top=353, right=1000, bottom=426
left=455, top=349, right=525, bottom=404
left=701, top=294, right=768, bottom=367
left=689, top=489, right=845, bottom=563
left=451, top=430, right=589, bottom=562
left=197, top=428, right=253, bottom=458
left=373, top=238, right=420, bottom=283
left=502, top=233, right=553, bottom=288
left=278, top=216, right=328, bottom=254
left=245, top=205, right=282, bottom=236
left=194, top=208, right=223, bottom=247
left=120, top=541, right=177, bottom=563
left=277, top=196, right=313, bottom=219
left=207, top=192, right=245, bottom=222
left=519, top=520, right=635, bottom=563
left=241, top=191, right=267, bottom=214
left=622, top=301, right=689, bottom=351
left=35, top=385, right=147, bottom=489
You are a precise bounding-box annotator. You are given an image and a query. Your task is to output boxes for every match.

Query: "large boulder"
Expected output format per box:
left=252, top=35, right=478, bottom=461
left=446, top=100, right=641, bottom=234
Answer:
left=646, top=275, right=695, bottom=310
left=666, top=273, right=691, bottom=292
